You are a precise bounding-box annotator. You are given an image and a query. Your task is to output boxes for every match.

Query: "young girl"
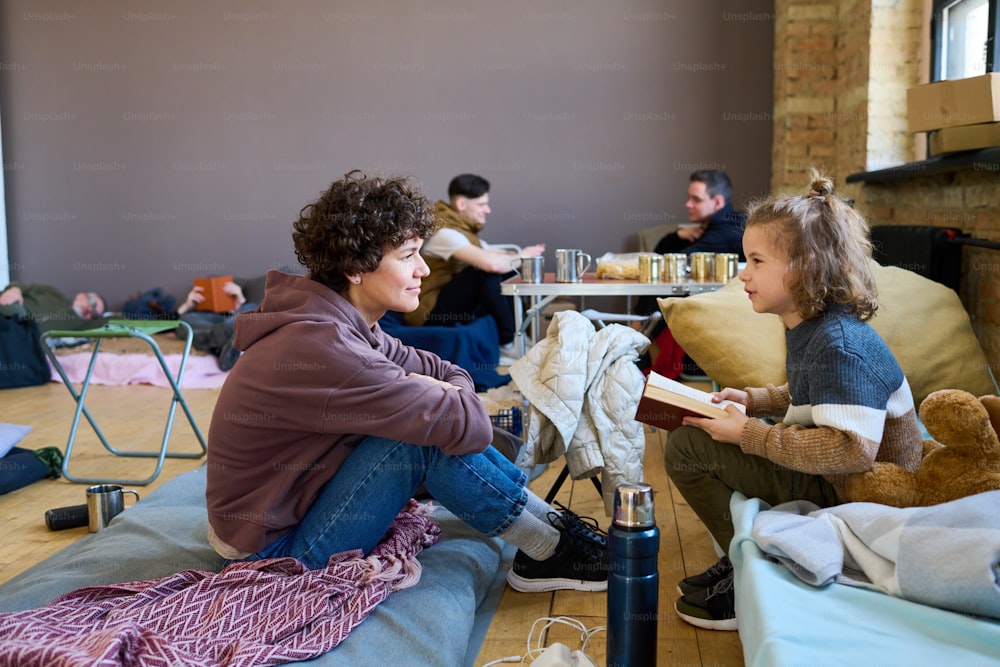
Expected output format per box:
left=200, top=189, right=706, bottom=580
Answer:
left=664, top=173, right=925, bottom=631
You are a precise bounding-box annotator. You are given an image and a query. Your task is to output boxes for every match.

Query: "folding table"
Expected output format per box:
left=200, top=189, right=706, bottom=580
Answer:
left=42, top=319, right=207, bottom=485
left=501, top=273, right=726, bottom=502
left=500, top=273, right=724, bottom=355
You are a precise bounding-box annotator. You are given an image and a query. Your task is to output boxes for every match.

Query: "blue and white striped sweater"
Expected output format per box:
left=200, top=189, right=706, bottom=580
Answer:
left=741, top=307, right=924, bottom=497
left=785, top=310, right=911, bottom=443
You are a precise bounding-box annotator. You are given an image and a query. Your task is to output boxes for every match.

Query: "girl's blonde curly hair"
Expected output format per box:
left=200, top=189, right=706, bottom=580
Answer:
left=744, top=170, right=878, bottom=322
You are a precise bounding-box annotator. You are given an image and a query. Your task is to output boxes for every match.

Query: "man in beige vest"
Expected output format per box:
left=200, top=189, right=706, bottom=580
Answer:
left=407, top=174, right=544, bottom=361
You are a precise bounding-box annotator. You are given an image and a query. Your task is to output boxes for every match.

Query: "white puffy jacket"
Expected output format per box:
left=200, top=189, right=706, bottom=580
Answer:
left=509, top=310, right=649, bottom=515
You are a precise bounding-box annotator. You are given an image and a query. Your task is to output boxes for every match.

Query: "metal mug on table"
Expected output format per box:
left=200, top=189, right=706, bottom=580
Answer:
left=689, top=252, right=716, bottom=282
left=715, top=253, right=740, bottom=282
left=638, top=254, right=662, bottom=283
left=555, top=248, right=592, bottom=283
left=663, top=253, right=688, bottom=282
left=520, top=256, right=544, bottom=283
left=86, top=483, right=140, bottom=532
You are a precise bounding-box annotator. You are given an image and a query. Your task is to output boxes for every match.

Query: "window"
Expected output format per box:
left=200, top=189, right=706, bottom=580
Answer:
left=931, top=0, right=999, bottom=80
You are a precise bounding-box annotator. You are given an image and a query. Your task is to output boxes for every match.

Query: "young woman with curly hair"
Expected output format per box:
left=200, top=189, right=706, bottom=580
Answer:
left=205, top=170, right=607, bottom=593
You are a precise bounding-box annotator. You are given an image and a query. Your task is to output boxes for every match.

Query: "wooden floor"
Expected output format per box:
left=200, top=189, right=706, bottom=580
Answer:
left=0, top=382, right=216, bottom=584
left=0, top=378, right=742, bottom=667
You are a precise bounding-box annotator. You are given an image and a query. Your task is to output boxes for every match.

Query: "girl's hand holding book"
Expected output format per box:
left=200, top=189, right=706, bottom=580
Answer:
left=683, top=404, right=749, bottom=445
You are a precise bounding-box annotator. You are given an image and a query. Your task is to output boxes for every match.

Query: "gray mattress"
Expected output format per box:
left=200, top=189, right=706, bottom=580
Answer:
left=0, top=466, right=509, bottom=666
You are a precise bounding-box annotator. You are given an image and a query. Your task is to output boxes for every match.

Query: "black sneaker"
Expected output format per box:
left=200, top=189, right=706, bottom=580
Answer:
left=677, top=555, right=732, bottom=596
left=674, top=571, right=737, bottom=631
left=549, top=502, right=608, bottom=549
left=506, top=520, right=608, bottom=593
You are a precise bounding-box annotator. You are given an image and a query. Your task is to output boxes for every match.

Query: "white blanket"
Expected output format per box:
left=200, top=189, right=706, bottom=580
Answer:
left=751, top=491, right=1000, bottom=620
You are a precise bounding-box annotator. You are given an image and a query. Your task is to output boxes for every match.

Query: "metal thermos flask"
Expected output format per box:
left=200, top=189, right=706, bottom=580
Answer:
left=45, top=504, right=89, bottom=531
left=607, top=482, right=659, bottom=667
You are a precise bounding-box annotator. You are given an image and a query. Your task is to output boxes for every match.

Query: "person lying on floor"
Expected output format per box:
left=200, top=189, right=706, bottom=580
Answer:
left=176, top=280, right=256, bottom=371
left=0, top=282, right=107, bottom=333
left=205, top=169, right=607, bottom=593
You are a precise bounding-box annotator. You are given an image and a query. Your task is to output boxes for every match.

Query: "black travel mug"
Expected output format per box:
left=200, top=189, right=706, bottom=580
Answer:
left=45, top=504, right=89, bottom=531
left=607, top=482, right=660, bottom=667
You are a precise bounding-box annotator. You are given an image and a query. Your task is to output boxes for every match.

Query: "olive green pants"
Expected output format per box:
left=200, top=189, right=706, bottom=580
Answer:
left=664, top=425, right=840, bottom=550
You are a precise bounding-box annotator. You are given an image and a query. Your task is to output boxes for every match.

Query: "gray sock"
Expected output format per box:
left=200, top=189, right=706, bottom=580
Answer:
left=500, top=506, right=561, bottom=561
left=523, top=490, right=557, bottom=522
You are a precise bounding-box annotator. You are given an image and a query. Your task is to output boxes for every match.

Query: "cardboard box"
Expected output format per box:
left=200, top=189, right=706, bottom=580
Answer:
left=907, top=73, right=1000, bottom=133
left=928, top=122, right=1000, bottom=155
left=193, top=275, right=238, bottom=312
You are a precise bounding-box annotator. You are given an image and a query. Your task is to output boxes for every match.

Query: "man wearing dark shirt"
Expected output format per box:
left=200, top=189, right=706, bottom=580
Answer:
left=653, top=169, right=745, bottom=258
left=642, top=170, right=746, bottom=378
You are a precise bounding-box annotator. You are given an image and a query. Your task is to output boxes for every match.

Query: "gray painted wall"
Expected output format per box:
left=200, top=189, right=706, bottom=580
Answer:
left=1, top=0, right=774, bottom=309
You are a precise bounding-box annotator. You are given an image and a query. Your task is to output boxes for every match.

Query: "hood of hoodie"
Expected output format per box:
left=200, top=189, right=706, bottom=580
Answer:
left=233, top=270, right=375, bottom=353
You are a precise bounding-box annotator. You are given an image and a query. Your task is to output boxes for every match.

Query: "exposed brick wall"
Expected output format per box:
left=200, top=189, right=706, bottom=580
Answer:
left=772, top=1, right=841, bottom=190
left=964, top=245, right=1000, bottom=379
left=772, top=0, right=1000, bottom=379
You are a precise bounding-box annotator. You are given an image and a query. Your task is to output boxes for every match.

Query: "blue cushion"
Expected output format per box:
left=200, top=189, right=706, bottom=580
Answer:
left=0, top=423, right=31, bottom=459
left=730, top=493, right=1000, bottom=666
left=0, top=466, right=507, bottom=666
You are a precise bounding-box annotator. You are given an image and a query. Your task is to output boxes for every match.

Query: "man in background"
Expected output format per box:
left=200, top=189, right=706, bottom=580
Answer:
left=642, top=169, right=746, bottom=378
left=408, top=173, right=544, bottom=362
left=652, top=169, right=745, bottom=258
left=176, top=279, right=255, bottom=371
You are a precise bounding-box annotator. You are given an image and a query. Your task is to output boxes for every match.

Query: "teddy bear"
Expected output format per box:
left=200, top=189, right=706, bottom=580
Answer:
left=843, top=388, right=1000, bottom=508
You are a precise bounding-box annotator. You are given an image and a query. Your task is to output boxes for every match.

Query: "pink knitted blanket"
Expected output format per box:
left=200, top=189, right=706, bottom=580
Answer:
left=0, top=500, right=440, bottom=667
left=48, top=352, right=229, bottom=389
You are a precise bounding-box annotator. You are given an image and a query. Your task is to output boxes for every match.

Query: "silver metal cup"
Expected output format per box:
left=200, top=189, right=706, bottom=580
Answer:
left=555, top=248, right=592, bottom=283
left=690, top=252, right=716, bottom=282
left=86, top=483, right=140, bottom=532
left=664, top=253, right=688, bottom=282
left=613, top=482, right=656, bottom=529
left=520, top=256, right=544, bottom=283
left=638, top=254, right=663, bottom=283
left=715, top=253, right=739, bottom=282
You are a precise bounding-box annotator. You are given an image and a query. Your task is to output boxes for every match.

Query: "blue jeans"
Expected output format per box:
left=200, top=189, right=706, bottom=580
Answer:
left=244, top=437, right=528, bottom=570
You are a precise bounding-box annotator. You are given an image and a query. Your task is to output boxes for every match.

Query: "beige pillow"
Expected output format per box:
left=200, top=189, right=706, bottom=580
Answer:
left=659, top=262, right=996, bottom=405
left=658, top=279, right=786, bottom=390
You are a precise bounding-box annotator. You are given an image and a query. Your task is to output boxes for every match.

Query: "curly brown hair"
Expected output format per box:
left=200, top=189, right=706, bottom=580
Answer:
left=292, top=170, right=435, bottom=293
left=745, top=170, right=878, bottom=322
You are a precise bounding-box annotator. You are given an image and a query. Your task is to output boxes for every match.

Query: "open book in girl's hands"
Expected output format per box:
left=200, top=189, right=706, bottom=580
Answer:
left=633, top=371, right=746, bottom=431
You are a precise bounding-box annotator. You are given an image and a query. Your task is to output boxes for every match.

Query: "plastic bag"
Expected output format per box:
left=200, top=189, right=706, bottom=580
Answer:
left=595, top=252, right=657, bottom=280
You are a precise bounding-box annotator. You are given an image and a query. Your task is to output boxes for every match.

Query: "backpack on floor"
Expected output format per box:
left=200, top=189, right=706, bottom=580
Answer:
left=0, top=314, right=50, bottom=389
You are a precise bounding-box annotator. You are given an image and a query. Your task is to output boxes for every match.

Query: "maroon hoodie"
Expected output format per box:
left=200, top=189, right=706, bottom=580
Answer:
left=206, top=270, right=493, bottom=554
